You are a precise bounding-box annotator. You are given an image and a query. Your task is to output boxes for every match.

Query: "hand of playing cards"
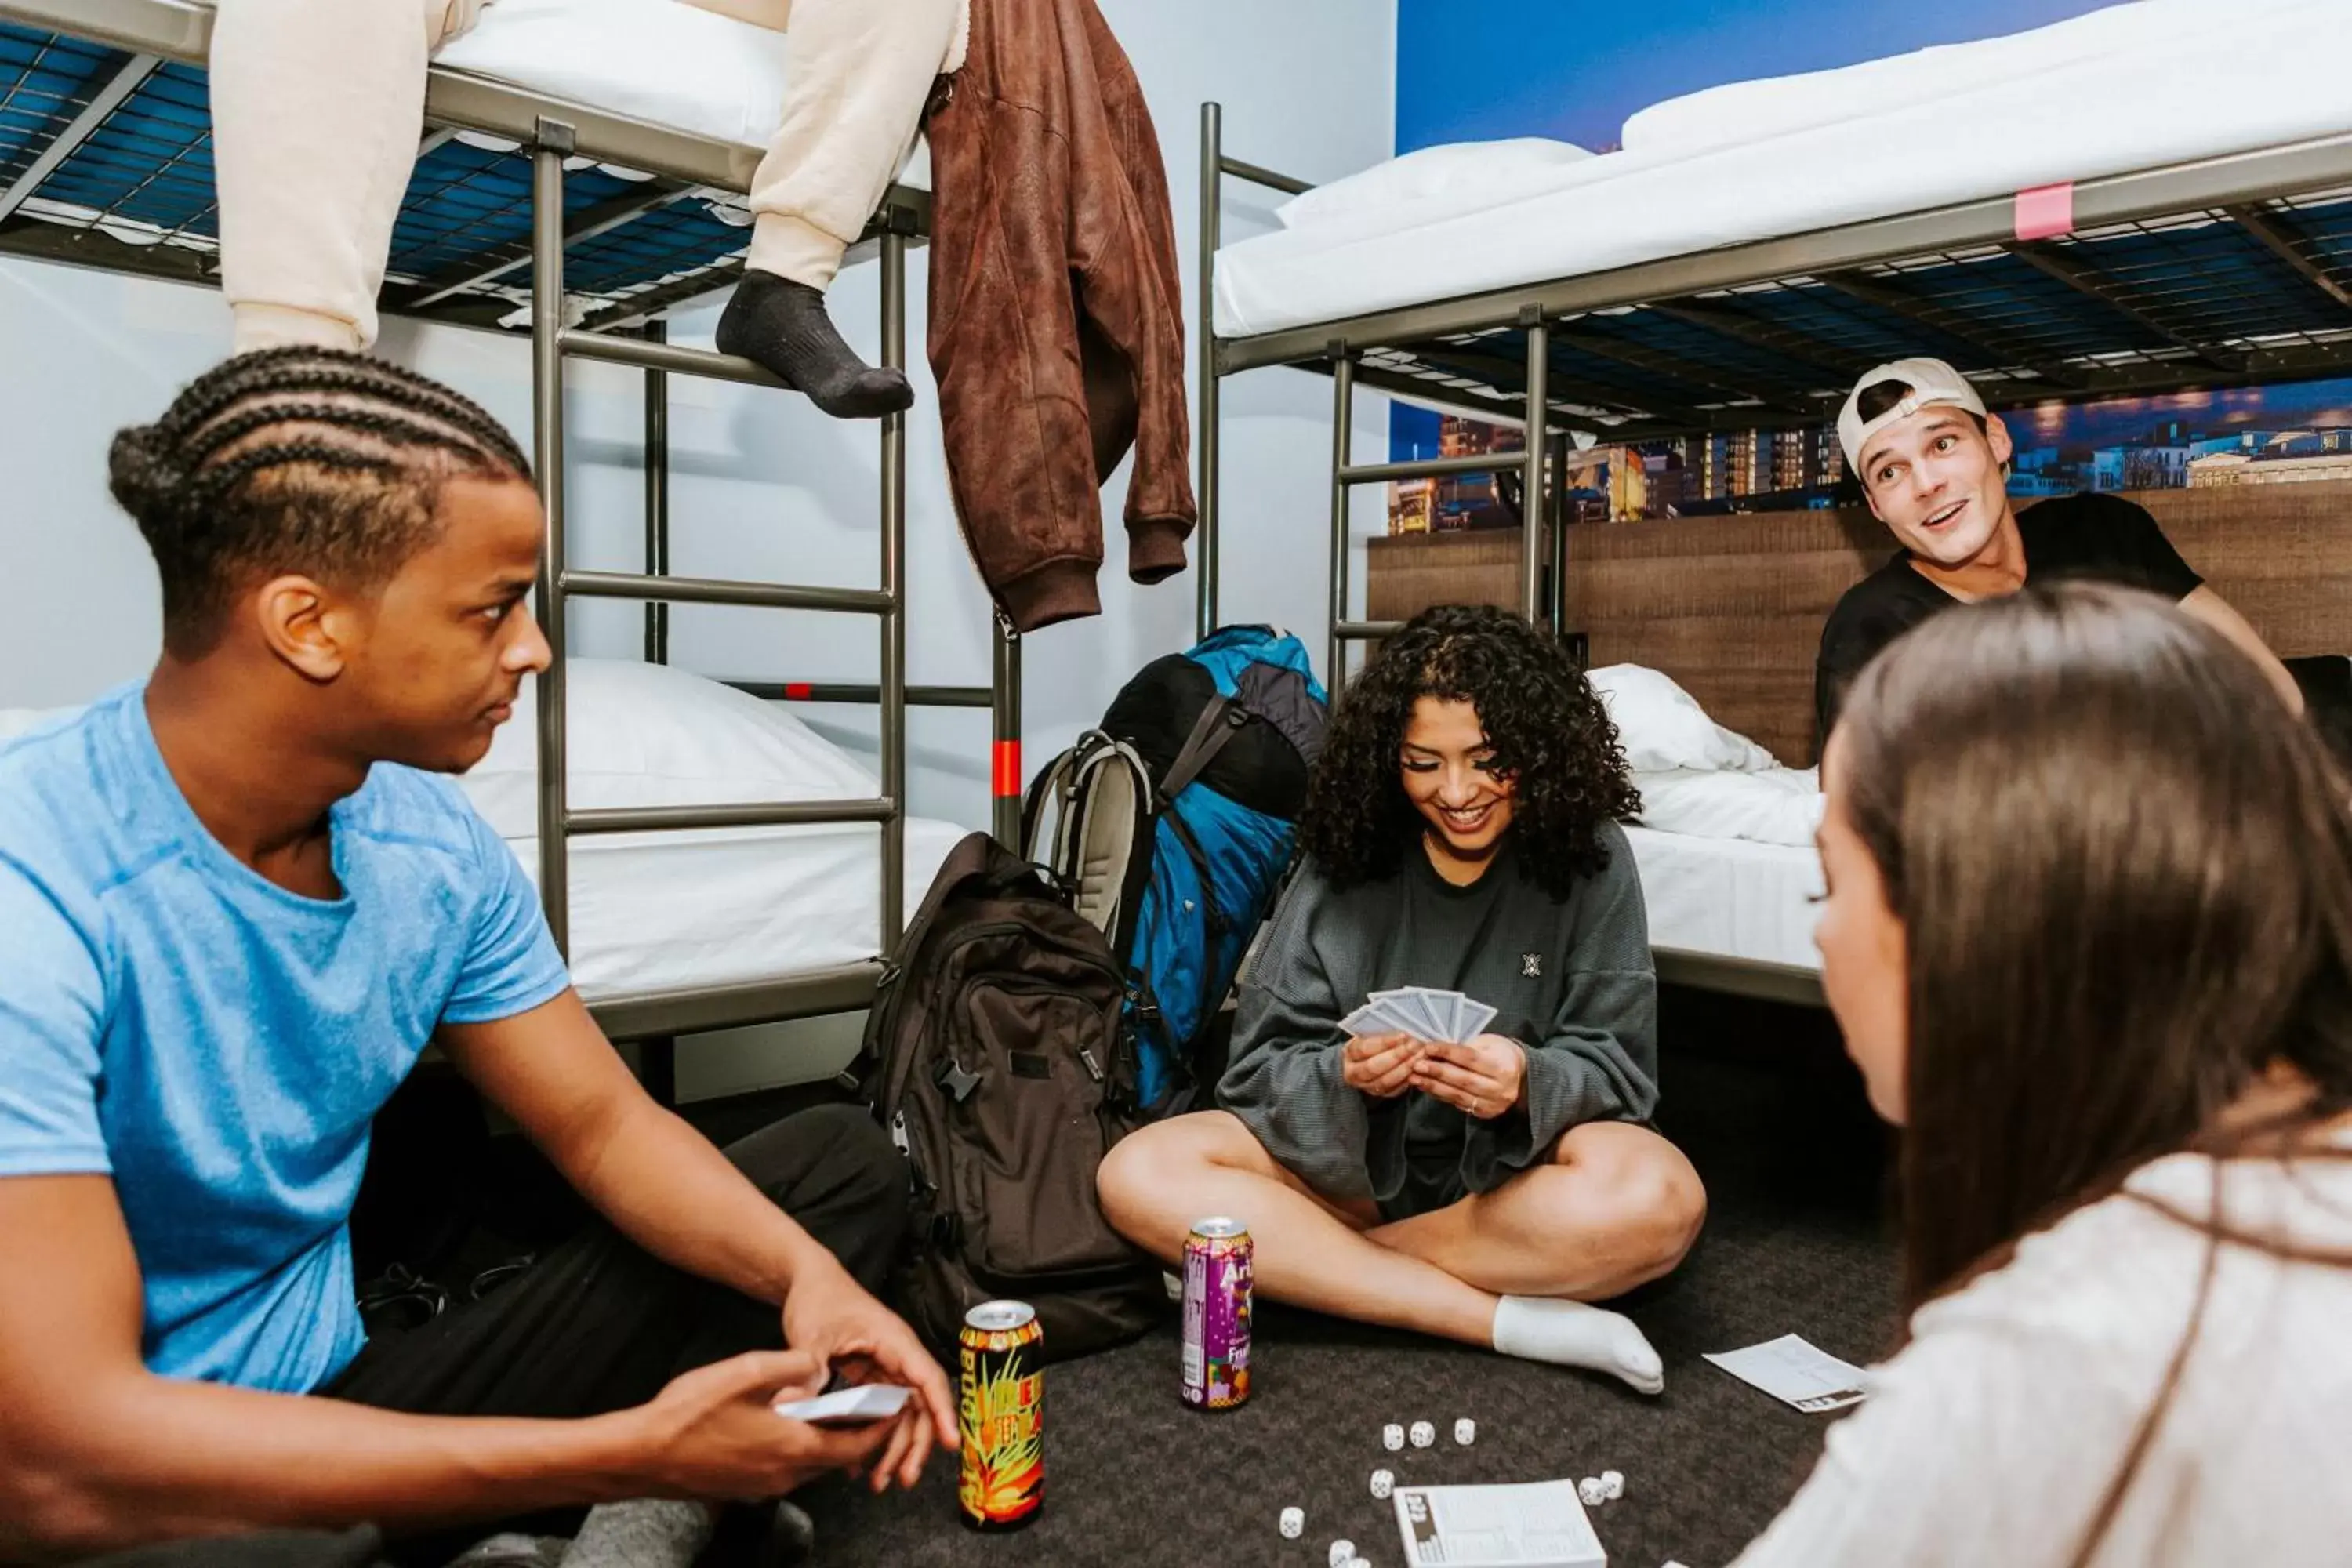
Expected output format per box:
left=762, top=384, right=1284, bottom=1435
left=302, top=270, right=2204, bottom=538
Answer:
left=1339, top=986, right=1497, bottom=1045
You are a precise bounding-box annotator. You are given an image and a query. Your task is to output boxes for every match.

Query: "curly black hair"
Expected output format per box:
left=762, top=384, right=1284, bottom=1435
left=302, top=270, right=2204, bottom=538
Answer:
left=1298, top=604, right=1638, bottom=900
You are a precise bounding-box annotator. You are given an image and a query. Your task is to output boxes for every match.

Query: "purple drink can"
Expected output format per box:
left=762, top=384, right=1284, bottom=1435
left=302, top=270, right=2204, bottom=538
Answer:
left=1180, top=1216, right=1253, bottom=1409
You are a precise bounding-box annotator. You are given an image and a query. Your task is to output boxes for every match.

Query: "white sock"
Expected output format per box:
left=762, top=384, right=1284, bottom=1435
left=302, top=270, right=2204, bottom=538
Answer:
left=1490, top=1295, right=1665, bottom=1396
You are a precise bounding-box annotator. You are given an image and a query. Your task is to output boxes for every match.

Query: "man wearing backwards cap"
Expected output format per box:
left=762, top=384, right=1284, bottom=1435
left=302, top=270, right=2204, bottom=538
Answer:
left=1813, top=356, right=2299, bottom=739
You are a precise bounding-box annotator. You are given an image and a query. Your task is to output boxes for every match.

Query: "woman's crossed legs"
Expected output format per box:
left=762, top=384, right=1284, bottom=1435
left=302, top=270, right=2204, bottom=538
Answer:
left=1095, top=1111, right=1704, bottom=1392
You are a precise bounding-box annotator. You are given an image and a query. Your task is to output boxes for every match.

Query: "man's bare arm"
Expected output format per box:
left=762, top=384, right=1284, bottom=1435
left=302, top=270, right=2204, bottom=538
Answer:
left=0, top=1174, right=893, bottom=1562
left=2181, top=584, right=2305, bottom=715
left=0, top=1174, right=640, bottom=1559
left=434, top=993, right=958, bottom=1462
left=435, top=990, right=837, bottom=1307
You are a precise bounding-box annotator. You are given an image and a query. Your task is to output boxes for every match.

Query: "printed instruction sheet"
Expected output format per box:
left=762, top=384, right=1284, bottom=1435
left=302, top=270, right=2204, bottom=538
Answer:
left=1704, top=1334, right=1869, bottom=1413
left=1392, top=1479, right=1606, bottom=1568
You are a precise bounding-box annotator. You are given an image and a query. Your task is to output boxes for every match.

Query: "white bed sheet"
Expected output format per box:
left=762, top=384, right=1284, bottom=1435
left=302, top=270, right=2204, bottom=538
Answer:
left=1634, top=766, right=1821, bottom=848
left=504, top=816, right=965, bottom=1002
left=1624, top=823, right=1823, bottom=973
left=434, top=0, right=932, bottom=187
left=1213, top=0, right=2352, bottom=339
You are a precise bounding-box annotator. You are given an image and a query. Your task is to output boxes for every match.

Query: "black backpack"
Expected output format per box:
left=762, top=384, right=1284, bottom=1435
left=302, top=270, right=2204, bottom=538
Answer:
left=844, top=833, right=1162, bottom=1359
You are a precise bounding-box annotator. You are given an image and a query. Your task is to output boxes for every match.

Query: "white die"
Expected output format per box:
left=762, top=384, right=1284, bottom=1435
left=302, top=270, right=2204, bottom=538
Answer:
left=1600, top=1469, right=1625, bottom=1501
left=1408, top=1419, right=1436, bottom=1449
left=1577, top=1476, right=1610, bottom=1508
left=1327, top=1541, right=1356, bottom=1568
left=1381, top=1422, right=1406, bottom=1451
left=1453, top=1417, right=1476, bottom=1446
left=1279, top=1506, right=1304, bottom=1539
left=1370, top=1468, right=1395, bottom=1500
left=1345, top=1560, right=1373, bottom=1568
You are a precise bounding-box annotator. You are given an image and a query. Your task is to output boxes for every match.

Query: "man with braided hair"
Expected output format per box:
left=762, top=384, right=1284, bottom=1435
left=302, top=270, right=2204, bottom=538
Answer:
left=0, top=349, right=954, bottom=1564
left=211, top=0, right=961, bottom=418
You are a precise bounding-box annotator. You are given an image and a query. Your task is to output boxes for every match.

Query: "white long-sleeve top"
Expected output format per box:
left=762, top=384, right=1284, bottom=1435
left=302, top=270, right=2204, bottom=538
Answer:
left=1733, top=1135, right=2352, bottom=1568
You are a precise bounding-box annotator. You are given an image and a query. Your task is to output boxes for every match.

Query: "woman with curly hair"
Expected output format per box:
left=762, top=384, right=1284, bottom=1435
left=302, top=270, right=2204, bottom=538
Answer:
left=1098, top=605, right=1704, bottom=1392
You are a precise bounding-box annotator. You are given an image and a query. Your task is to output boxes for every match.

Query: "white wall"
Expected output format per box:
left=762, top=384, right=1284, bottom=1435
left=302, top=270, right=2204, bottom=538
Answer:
left=0, top=0, right=1395, bottom=1097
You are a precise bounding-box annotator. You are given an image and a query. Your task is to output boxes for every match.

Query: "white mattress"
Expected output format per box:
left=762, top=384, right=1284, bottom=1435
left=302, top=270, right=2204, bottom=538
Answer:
left=1213, top=0, right=2352, bottom=339
left=1623, top=823, right=1823, bottom=973
left=434, top=0, right=932, bottom=187
left=508, top=817, right=964, bottom=1001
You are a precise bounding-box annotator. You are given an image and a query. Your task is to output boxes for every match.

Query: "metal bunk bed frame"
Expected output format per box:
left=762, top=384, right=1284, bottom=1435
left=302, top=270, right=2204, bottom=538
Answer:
left=2, top=0, right=1024, bottom=1086
left=1192, top=103, right=2352, bottom=1009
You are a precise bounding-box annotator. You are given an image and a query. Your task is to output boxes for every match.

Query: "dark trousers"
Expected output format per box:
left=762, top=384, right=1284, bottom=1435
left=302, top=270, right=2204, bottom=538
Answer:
left=323, top=1104, right=903, bottom=1419
left=79, top=1105, right=906, bottom=1568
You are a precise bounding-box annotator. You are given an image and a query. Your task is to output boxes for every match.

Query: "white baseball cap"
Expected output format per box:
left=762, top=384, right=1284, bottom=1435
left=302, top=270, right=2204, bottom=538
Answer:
left=1836, top=357, right=1988, bottom=471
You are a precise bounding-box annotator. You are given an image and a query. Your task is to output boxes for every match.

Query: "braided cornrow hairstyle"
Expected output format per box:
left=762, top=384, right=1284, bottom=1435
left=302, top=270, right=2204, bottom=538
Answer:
left=108, top=347, right=534, bottom=653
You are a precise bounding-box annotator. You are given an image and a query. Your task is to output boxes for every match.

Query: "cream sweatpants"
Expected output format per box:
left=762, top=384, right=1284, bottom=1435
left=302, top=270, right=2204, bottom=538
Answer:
left=211, top=0, right=964, bottom=353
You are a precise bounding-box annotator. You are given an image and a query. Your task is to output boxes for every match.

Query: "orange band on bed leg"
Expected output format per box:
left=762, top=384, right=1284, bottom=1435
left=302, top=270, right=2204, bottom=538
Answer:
left=993, top=741, right=1022, bottom=798
left=2013, top=182, right=2075, bottom=241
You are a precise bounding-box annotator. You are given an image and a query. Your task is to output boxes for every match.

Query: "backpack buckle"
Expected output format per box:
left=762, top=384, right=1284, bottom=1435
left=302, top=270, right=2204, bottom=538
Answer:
left=935, top=1059, right=985, bottom=1104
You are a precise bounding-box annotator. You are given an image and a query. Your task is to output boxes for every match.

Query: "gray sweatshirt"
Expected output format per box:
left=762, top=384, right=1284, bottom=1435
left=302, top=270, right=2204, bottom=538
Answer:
left=1218, top=822, right=1657, bottom=1212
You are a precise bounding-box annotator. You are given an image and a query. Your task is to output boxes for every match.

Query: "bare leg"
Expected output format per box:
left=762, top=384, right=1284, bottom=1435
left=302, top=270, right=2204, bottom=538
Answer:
left=1097, top=1111, right=1496, bottom=1346
left=1370, top=1121, right=1707, bottom=1300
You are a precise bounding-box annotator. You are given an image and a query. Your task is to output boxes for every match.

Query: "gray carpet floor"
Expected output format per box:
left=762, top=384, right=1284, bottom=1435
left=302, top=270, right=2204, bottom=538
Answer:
left=787, top=990, right=1898, bottom=1568
left=361, top=989, right=1893, bottom=1568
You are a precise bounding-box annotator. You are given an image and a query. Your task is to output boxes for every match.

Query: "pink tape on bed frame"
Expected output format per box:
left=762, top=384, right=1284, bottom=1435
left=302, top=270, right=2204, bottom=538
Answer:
left=2013, top=182, right=2076, bottom=241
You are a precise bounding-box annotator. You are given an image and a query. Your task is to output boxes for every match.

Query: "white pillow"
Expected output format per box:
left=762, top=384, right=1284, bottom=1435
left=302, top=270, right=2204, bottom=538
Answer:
left=465, top=659, right=879, bottom=840
left=1587, top=664, right=1777, bottom=774
left=1274, top=138, right=1593, bottom=230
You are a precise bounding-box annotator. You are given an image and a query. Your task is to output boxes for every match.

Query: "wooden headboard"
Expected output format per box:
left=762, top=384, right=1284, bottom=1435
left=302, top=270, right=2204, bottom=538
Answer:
left=1365, top=481, right=2352, bottom=768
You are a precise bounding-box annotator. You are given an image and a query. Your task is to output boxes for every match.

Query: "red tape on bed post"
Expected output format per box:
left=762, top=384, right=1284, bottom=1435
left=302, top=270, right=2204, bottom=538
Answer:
left=783, top=682, right=814, bottom=701
left=992, top=741, right=1022, bottom=799
left=2013, top=182, right=2076, bottom=241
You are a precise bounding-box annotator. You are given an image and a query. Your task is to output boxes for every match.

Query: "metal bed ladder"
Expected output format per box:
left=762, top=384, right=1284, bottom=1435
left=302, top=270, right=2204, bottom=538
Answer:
left=1194, top=104, right=1560, bottom=690
left=522, top=118, right=1018, bottom=1096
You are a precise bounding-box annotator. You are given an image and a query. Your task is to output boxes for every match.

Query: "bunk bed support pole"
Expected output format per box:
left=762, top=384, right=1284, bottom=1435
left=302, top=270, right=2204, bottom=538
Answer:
left=1196, top=100, right=1223, bottom=641
left=531, top=121, right=573, bottom=958
left=643, top=318, right=670, bottom=665
left=992, top=612, right=1023, bottom=846
left=1548, top=430, right=1570, bottom=637
left=1520, top=318, right=1548, bottom=627
left=1327, top=349, right=1354, bottom=691
left=879, top=228, right=909, bottom=955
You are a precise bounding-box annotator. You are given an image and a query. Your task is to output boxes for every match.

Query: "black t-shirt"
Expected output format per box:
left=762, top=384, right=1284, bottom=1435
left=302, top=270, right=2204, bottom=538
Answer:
left=1813, top=492, right=2204, bottom=740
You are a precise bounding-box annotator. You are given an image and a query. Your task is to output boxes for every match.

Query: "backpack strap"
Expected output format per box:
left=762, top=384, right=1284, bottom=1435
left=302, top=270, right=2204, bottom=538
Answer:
left=1019, top=746, right=1080, bottom=864
left=1155, top=694, right=1250, bottom=810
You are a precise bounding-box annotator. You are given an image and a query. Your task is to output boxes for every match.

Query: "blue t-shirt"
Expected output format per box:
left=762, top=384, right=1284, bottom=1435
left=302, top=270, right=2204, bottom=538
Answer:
left=0, top=684, right=570, bottom=1394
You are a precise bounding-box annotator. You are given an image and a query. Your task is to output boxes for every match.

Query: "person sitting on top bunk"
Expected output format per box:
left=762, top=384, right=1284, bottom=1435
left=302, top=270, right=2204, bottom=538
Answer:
left=1733, top=583, right=2352, bottom=1567
left=1813, top=355, right=2300, bottom=738
left=0, top=349, right=953, bottom=1566
left=1097, top=605, right=1707, bottom=1396
left=210, top=0, right=965, bottom=418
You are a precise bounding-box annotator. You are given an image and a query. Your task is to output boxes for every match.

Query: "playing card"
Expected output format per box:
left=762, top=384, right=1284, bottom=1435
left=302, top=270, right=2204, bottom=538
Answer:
left=1345, top=998, right=1425, bottom=1039
left=1455, top=998, right=1497, bottom=1042
left=1403, top=986, right=1461, bottom=1040
left=1368, top=989, right=1437, bottom=1040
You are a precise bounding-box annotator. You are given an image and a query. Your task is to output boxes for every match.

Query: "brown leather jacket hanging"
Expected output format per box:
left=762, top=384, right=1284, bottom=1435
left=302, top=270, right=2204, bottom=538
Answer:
left=925, top=0, right=1196, bottom=632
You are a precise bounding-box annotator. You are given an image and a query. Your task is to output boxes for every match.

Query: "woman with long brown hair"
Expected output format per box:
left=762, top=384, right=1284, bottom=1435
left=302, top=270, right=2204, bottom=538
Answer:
left=1736, top=582, right=2352, bottom=1566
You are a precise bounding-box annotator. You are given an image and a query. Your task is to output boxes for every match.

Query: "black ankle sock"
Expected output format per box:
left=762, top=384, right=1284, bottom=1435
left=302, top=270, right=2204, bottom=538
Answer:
left=715, top=269, right=913, bottom=419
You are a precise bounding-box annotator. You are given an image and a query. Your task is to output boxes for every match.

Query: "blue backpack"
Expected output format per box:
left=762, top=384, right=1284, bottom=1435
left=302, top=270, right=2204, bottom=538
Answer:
left=1022, top=626, right=1328, bottom=1112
